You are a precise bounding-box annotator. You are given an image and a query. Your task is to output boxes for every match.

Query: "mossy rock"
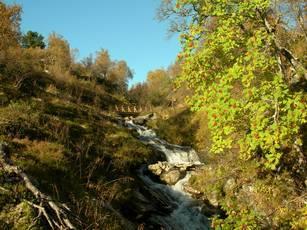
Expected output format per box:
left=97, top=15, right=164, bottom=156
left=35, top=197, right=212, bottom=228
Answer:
left=0, top=202, right=42, bottom=230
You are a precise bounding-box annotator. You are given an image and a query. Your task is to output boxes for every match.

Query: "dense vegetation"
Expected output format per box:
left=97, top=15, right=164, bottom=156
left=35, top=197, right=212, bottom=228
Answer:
left=143, top=0, right=307, bottom=228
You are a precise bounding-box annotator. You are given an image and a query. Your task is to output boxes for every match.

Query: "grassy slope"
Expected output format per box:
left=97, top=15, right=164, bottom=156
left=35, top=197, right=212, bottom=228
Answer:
left=0, top=73, right=155, bottom=229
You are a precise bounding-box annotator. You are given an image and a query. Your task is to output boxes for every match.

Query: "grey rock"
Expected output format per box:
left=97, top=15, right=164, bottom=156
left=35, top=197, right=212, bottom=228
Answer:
left=161, top=169, right=182, bottom=185
left=148, top=161, right=204, bottom=185
left=223, top=178, right=236, bottom=194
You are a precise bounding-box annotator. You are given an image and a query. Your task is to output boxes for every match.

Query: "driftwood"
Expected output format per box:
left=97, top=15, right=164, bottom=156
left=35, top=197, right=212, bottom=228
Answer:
left=0, top=142, right=75, bottom=230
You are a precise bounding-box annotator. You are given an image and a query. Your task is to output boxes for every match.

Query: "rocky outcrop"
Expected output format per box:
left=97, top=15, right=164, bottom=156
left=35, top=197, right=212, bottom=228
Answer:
left=148, top=161, right=203, bottom=185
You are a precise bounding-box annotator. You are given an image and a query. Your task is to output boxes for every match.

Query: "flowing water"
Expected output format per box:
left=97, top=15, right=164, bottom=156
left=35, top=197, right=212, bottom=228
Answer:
left=126, top=120, right=210, bottom=230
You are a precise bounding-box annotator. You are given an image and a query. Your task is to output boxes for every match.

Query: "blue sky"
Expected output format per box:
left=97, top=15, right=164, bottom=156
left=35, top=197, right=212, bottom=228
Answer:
left=5, top=0, right=181, bottom=86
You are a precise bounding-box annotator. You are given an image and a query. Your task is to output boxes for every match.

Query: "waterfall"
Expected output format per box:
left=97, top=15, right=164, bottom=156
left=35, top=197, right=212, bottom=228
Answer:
left=126, top=120, right=210, bottom=230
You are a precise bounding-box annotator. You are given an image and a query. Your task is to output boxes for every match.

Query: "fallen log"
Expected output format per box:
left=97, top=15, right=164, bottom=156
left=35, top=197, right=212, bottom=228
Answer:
left=0, top=142, right=75, bottom=230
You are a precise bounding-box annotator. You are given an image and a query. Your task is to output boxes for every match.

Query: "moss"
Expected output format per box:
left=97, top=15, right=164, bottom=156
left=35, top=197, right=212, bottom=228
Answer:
left=0, top=202, right=42, bottom=230
left=105, top=129, right=154, bottom=171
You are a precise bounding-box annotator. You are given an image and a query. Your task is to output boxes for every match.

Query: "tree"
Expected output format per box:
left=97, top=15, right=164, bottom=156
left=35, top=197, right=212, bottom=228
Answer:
left=0, top=2, right=45, bottom=86
left=147, top=69, right=171, bottom=106
left=93, top=49, right=111, bottom=80
left=0, top=1, right=21, bottom=51
left=81, top=54, right=94, bottom=69
left=162, top=0, right=306, bottom=170
left=128, top=83, right=148, bottom=105
left=92, top=49, right=133, bottom=93
left=128, top=62, right=186, bottom=107
left=21, top=31, right=45, bottom=49
left=108, top=60, right=133, bottom=92
left=47, top=33, right=72, bottom=72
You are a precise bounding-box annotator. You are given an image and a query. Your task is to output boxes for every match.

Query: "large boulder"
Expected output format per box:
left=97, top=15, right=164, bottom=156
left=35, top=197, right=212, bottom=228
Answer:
left=148, top=161, right=185, bottom=185
left=148, top=161, right=203, bottom=185
left=160, top=169, right=182, bottom=185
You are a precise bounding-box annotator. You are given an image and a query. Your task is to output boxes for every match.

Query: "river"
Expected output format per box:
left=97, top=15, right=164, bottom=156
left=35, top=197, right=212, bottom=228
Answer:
left=126, top=120, right=210, bottom=230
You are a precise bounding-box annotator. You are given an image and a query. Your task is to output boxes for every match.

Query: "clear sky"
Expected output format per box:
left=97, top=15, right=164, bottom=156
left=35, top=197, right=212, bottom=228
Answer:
left=5, top=0, right=181, bottom=86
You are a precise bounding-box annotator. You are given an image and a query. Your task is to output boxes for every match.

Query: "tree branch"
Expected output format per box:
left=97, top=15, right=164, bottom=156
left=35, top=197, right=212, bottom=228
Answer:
left=256, top=8, right=307, bottom=88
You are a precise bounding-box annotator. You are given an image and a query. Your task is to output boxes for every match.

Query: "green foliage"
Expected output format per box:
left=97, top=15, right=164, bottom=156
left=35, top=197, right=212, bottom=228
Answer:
left=174, top=0, right=306, bottom=169
left=21, top=31, right=45, bottom=49
left=148, top=109, right=198, bottom=146
left=158, top=2, right=306, bottom=227
left=188, top=149, right=306, bottom=228
left=212, top=209, right=261, bottom=230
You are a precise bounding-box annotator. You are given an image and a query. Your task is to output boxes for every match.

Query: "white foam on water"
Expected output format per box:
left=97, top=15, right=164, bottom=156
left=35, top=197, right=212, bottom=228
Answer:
left=126, top=120, right=210, bottom=229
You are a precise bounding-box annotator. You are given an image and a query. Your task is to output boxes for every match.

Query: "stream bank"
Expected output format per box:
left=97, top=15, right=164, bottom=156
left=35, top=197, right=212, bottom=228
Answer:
left=120, top=117, right=217, bottom=229
left=136, top=110, right=307, bottom=229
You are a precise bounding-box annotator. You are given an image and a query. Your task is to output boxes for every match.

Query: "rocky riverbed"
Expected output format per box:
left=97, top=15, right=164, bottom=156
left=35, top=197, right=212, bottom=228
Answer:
left=123, top=118, right=212, bottom=229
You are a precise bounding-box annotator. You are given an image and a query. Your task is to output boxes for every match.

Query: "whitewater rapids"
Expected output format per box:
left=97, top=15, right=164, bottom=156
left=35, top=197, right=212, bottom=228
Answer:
left=126, top=120, right=210, bottom=230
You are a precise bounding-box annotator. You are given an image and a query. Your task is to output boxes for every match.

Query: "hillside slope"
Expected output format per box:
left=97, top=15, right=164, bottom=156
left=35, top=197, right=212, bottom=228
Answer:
left=0, top=71, right=156, bottom=229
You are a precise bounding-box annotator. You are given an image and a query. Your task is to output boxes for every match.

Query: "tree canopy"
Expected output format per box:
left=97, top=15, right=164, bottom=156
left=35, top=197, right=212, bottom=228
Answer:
left=161, top=0, right=306, bottom=170
left=21, top=31, right=46, bottom=49
left=47, top=32, right=72, bottom=72
left=0, top=1, right=21, bottom=51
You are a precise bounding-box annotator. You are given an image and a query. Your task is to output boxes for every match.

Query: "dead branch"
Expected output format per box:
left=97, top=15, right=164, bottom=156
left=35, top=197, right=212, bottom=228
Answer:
left=257, top=8, right=307, bottom=87
left=0, top=185, right=10, bottom=193
left=0, top=142, right=75, bottom=230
